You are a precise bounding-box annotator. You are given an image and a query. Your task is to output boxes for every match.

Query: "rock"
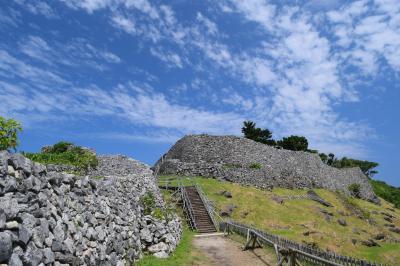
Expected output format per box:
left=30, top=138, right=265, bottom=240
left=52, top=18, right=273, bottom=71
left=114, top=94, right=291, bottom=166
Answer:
left=361, top=239, right=379, bottom=247
left=389, top=227, right=400, bottom=234
left=23, top=243, right=43, bottom=266
left=18, top=225, right=32, bottom=245
left=153, top=251, right=169, bottom=258
left=6, top=221, right=19, bottom=229
left=337, top=218, right=347, bottom=226
left=42, top=248, right=54, bottom=264
left=0, top=232, right=13, bottom=263
left=220, top=204, right=237, bottom=217
left=307, top=190, right=332, bottom=207
left=374, top=233, right=385, bottom=240
left=271, top=195, right=284, bottom=204
left=148, top=242, right=168, bottom=253
left=7, top=165, right=16, bottom=176
left=0, top=211, right=5, bottom=229
left=140, top=228, right=153, bottom=243
left=9, top=153, right=32, bottom=175
left=224, top=191, right=232, bottom=198
left=9, top=253, right=23, bottom=266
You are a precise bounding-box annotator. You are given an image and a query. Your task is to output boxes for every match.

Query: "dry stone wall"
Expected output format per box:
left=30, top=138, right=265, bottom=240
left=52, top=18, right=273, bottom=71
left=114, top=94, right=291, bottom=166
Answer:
left=0, top=152, right=181, bottom=266
left=156, top=135, right=379, bottom=203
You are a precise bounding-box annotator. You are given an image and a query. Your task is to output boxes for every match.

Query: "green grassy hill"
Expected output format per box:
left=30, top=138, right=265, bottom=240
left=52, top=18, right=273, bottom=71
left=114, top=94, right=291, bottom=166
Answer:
left=159, top=175, right=400, bottom=265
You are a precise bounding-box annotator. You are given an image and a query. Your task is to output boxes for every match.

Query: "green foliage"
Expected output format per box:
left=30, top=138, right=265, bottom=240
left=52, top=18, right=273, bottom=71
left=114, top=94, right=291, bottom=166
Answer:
left=370, top=180, right=400, bottom=208
left=0, top=116, right=22, bottom=151
left=24, top=141, right=98, bottom=173
left=46, top=141, right=73, bottom=153
left=152, top=207, right=165, bottom=220
left=242, top=120, right=276, bottom=146
left=249, top=162, right=262, bottom=169
left=348, top=183, right=361, bottom=198
left=277, top=135, right=308, bottom=151
left=140, top=191, right=157, bottom=215
left=319, top=153, right=379, bottom=178
left=92, top=175, right=105, bottom=180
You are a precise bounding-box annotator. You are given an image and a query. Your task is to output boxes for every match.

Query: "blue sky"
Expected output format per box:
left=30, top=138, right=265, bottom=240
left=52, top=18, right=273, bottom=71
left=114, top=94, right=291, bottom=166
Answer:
left=0, top=0, right=399, bottom=186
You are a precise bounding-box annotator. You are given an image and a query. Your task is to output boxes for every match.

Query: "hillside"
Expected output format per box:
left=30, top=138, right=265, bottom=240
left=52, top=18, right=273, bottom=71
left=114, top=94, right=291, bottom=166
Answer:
left=156, top=135, right=378, bottom=203
left=159, top=175, right=400, bottom=265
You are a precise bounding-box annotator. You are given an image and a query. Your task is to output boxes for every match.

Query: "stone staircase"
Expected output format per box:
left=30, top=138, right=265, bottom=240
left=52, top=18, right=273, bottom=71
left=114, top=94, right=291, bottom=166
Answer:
left=186, top=186, right=216, bottom=234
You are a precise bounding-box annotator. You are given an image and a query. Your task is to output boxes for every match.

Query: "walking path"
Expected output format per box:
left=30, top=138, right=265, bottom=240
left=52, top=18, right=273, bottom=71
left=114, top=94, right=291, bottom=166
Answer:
left=192, top=235, right=276, bottom=266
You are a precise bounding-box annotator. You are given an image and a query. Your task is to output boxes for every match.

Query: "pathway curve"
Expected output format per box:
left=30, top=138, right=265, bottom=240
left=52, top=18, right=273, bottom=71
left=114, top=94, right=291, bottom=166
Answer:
left=192, top=235, right=276, bottom=266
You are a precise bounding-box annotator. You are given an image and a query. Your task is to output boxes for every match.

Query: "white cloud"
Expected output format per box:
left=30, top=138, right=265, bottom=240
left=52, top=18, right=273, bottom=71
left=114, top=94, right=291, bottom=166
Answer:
left=14, top=0, right=58, bottom=18
left=149, top=48, right=183, bottom=68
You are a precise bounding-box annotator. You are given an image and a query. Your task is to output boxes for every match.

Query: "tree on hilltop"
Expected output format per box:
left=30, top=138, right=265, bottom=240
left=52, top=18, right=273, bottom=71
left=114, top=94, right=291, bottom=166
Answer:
left=241, top=121, right=276, bottom=146
left=277, top=135, right=308, bottom=151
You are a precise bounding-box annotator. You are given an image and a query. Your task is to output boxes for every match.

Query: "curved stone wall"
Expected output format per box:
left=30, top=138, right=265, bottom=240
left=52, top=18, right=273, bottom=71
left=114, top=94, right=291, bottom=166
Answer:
left=0, top=152, right=181, bottom=265
left=155, top=135, right=379, bottom=203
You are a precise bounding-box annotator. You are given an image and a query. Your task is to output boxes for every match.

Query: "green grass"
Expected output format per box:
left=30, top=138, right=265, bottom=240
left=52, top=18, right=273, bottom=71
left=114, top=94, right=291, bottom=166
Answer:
left=136, top=227, right=209, bottom=266
left=159, top=175, right=400, bottom=265
left=249, top=162, right=262, bottom=169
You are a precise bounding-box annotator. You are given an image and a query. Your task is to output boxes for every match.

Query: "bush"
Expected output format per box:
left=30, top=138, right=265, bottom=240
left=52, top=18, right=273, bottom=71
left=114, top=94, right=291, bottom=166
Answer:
left=249, top=163, right=262, bottom=169
left=140, top=192, right=157, bottom=215
left=46, top=141, right=74, bottom=153
left=0, top=116, right=22, bottom=151
left=24, top=142, right=98, bottom=173
left=348, top=183, right=361, bottom=198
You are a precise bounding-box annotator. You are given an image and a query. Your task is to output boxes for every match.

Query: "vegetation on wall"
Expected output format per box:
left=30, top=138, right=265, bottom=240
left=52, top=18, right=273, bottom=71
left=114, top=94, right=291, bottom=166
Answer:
left=24, top=141, right=98, bottom=172
left=0, top=116, right=22, bottom=151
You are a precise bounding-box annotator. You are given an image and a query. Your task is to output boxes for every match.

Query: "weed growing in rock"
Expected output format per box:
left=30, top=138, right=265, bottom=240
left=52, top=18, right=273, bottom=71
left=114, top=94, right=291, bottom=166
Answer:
left=249, top=163, right=262, bottom=169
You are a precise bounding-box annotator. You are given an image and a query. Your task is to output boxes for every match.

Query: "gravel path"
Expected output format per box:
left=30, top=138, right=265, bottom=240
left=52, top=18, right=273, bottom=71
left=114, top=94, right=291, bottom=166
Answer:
left=193, top=235, right=275, bottom=266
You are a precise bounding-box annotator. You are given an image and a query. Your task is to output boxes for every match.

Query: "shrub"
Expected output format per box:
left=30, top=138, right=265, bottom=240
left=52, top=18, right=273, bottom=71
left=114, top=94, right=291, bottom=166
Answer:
left=0, top=116, right=22, bottom=151
left=140, top=192, right=157, bottom=215
left=46, top=141, right=73, bottom=153
left=24, top=141, right=98, bottom=173
left=348, top=183, right=361, bottom=198
left=249, top=163, right=262, bottom=169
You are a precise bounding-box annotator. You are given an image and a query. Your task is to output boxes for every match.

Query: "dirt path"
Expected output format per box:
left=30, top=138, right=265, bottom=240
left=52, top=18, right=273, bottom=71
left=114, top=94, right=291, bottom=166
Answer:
left=192, top=235, right=276, bottom=266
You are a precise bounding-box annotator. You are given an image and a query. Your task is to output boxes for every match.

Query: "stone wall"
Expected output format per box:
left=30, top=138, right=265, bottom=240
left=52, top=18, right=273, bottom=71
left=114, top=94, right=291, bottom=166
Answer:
left=0, top=152, right=181, bottom=265
left=155, top=135, right=379, bottom=203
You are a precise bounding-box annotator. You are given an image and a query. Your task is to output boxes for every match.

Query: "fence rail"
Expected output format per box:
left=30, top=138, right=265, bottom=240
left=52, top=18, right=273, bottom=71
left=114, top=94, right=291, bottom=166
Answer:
left=222, top=221, right=384, bottom=266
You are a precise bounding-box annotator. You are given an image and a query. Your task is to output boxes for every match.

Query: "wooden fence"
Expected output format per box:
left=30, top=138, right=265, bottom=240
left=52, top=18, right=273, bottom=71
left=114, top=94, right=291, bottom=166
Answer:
left=222, top=221, right=384, bottom=266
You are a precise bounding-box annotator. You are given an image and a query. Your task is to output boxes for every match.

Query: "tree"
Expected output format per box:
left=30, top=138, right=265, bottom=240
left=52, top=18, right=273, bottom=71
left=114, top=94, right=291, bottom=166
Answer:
left=241, top=121, right=276, bottom=146
left=0, top=116, right=22, bottom=151
left=277, top=135, right=308, bottom=151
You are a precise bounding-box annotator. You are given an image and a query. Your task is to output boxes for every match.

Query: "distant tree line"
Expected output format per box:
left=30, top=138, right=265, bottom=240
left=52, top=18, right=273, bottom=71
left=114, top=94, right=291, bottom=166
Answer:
left=241, top=121, right=378, bottom=177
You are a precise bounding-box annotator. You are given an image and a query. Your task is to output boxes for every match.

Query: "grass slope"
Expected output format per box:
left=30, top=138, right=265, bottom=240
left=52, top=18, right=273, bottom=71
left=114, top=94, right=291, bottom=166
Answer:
left=159, top=175, right=400, bottom=265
